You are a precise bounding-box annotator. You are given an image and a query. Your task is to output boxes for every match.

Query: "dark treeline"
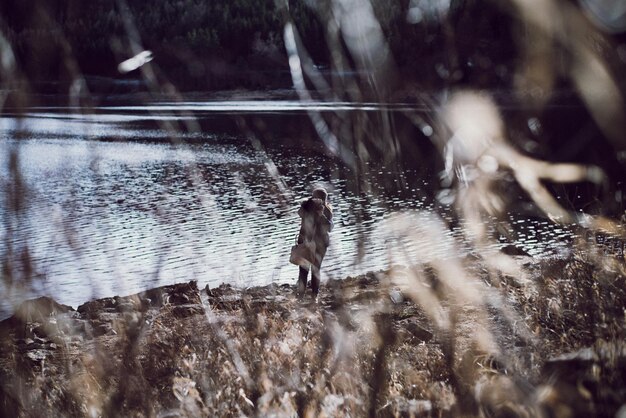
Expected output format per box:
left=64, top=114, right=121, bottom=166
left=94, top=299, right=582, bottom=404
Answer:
left=0, top=0, right=519, bottom=91
left=0, top=0, right=293, bottom=90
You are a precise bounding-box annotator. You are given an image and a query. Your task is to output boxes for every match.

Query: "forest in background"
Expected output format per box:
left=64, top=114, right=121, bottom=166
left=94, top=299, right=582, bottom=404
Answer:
left=0, top=0, right=517, bottom=91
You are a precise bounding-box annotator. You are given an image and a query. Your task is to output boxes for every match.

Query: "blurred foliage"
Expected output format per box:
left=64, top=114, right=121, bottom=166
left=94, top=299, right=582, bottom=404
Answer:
left=0, top=0, right=625, bottom=416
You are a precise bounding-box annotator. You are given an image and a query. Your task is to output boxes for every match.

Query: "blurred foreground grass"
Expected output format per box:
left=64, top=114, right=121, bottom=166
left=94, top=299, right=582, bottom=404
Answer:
left=1, top=248, right=625, bottom=417
left=2, top=0, right=626, bottom=416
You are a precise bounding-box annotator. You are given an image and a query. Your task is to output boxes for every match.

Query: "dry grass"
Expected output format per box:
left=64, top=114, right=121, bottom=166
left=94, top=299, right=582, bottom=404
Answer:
left=1, top=252, right=625, bottom=417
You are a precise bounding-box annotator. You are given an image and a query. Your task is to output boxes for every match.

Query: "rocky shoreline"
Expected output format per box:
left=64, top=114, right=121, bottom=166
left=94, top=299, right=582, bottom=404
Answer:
left=1, top=257, right=625, bottom=417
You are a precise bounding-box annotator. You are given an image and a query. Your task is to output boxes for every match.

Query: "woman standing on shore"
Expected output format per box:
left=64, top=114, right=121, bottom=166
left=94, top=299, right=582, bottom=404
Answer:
left=296, top=187, right=333, bottom=300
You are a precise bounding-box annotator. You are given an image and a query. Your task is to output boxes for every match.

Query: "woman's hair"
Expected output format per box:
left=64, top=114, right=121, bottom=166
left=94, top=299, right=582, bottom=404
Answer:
left=312, top=187, right=328, bottom=202
left=312, top=187, right=332, bottom=214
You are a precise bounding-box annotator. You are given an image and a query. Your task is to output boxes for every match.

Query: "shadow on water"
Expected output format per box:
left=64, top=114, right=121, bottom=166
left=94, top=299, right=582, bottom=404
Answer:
left=0, top=98, right=579, bottom=316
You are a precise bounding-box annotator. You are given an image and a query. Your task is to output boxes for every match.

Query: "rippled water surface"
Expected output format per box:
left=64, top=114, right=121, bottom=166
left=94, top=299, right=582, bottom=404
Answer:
left=0, top=99, right=575, bottom=312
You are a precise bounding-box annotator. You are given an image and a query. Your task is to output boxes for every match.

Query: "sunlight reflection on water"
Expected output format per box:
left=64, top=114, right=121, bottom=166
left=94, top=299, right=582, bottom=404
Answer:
left=23, top=100, right=426, bottom=114
left=0, top=101, right=575, bottom=313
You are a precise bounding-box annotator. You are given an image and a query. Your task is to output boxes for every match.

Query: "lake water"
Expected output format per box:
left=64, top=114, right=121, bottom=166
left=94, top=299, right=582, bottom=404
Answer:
left=0, top=95, right=575, bottom=315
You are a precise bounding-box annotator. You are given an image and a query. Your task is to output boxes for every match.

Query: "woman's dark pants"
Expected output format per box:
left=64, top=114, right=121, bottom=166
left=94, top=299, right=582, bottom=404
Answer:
left=298, top=247, right=326, bottom=296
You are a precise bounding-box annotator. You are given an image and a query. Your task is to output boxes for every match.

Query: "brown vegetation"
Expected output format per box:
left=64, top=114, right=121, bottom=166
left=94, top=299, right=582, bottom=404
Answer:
left=1, top=250, right=624, bottom=417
